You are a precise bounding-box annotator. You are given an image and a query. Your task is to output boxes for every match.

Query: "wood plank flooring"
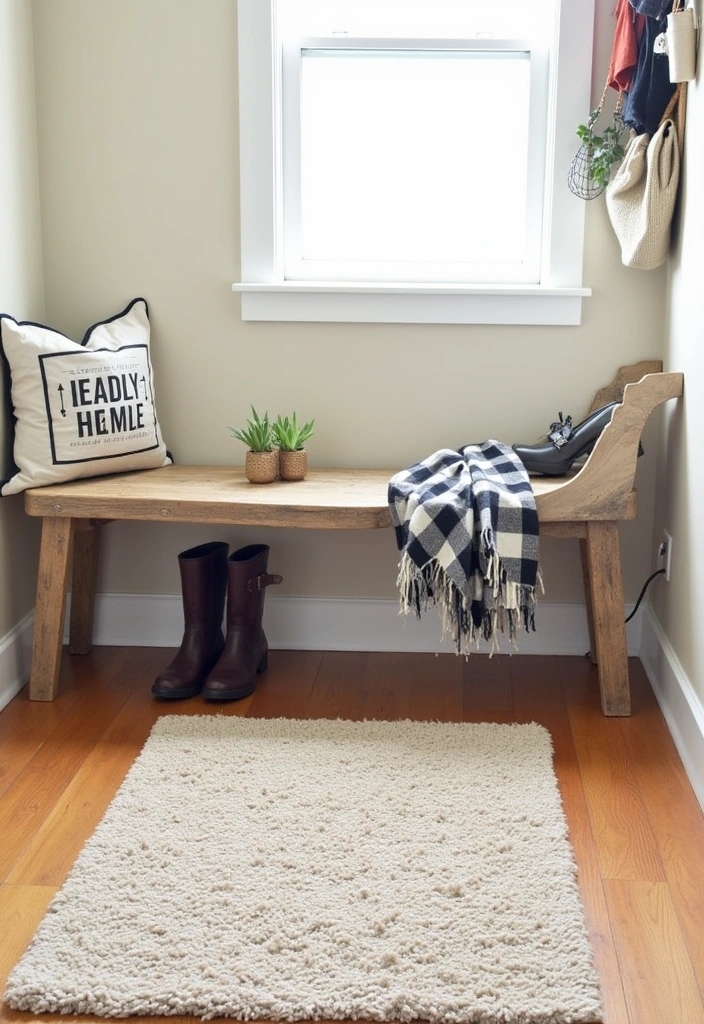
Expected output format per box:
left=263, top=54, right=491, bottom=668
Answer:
left=1, top=647, right=703, bottom=1024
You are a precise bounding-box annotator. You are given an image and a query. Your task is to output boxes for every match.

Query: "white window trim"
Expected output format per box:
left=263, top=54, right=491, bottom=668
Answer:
left=234, top=0, right=595, bottom=326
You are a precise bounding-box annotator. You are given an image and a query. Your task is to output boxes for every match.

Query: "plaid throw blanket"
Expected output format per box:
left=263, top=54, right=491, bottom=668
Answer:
left=388, top=441, right=541, bottom=653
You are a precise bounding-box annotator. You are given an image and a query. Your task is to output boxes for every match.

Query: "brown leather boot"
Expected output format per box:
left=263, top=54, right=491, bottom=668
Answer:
left=202, top=544, right=282, bottom=701
left=152, top=541, right=229, bottom=699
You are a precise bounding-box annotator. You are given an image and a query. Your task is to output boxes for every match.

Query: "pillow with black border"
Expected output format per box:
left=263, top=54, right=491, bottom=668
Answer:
left=0, top=298, right=171, bottom=496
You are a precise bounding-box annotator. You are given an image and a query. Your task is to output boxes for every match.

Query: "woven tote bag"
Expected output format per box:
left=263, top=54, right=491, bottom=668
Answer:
left=605, top=117, right=680, bottom=269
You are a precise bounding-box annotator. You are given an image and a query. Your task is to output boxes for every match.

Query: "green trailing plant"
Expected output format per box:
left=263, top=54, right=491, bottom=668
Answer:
left=272, top=412, right=315, bottom=451
left=227, top=406, right=275, bottom=452
left=575, top=116, right=625, bottom=190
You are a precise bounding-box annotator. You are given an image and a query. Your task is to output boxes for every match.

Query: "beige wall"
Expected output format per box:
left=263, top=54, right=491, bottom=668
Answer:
left=23, top=0, right=667, bottom=611
left=652, top=72, right=704, bottom=706
left=0, top=0, right=43, bottom=639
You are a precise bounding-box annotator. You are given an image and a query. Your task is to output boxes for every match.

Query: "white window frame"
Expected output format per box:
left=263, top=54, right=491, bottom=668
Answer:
left=233, top=0, right=594, bottom=326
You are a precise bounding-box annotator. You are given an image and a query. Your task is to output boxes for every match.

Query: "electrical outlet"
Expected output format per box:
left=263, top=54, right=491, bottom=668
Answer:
left=659, top=530, right=673, bottom=582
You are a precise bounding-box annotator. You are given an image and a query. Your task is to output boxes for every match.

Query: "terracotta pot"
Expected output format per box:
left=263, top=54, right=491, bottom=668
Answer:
left=244, top=449, right=278, bottom=484
left=278, top=448, right=308, bottom=481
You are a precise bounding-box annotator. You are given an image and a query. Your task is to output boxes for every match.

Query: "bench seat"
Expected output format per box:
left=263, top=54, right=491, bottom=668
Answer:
left=24, top=463, right=637, bottom=530
left=23, top=362, right=683, bottom=715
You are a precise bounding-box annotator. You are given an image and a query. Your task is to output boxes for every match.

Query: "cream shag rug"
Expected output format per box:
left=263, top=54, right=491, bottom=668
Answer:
left=5, top=717, right=603, bottom=1023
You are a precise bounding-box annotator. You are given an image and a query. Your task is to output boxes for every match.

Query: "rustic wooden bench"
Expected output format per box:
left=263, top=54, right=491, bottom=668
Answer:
left=23, top=361, right=683, bottom=715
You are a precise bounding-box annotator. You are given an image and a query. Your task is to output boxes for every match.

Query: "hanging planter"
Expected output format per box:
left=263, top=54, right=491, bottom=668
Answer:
left=568, top=86, right=625, bottom=200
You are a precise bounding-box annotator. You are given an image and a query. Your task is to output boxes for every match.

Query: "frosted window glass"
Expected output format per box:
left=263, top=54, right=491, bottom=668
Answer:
left=299, top=50, right=530, bottom=266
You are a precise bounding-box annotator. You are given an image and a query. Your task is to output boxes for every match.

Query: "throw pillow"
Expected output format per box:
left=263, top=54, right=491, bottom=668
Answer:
left=0, top=297, right=171, bottom=496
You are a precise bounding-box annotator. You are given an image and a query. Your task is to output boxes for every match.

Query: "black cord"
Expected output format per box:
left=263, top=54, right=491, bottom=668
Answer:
left=624, top=566, right=666, bottom=623
left=584, top=566, right=666, bottom=658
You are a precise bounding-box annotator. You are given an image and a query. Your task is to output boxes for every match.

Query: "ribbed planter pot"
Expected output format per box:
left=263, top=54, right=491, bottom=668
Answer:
left=279, top=448, right=308, bottom=481
left=244, top=449, right=278, bottom=484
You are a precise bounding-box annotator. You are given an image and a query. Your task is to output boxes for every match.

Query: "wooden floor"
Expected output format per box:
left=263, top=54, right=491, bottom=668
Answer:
left=1, top=647, right=703, bottom=1024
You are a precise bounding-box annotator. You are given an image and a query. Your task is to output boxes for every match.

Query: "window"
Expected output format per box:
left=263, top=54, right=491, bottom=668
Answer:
left=234, top=0, right=595, bottom=325
left=285, top=42, right=545, bottom=284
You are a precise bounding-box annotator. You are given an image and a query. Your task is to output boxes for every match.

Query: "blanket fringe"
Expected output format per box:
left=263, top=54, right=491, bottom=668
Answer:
left=397, top=553, right=540, bottom=656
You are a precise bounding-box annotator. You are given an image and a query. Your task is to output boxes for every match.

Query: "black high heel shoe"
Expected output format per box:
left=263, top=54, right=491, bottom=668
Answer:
left=512, top=402, right=620, bottom=476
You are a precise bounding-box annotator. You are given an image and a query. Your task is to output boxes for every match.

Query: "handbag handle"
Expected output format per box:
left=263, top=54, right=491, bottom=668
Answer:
left=659, top=83, right=686, bottom=162
left=660, top=83, right=683, bottom=125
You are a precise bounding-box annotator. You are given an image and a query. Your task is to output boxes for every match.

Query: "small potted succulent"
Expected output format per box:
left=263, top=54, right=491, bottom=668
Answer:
left=272, top=412, right=315, bottom=481
left=228, top=407, right=278, bottom=483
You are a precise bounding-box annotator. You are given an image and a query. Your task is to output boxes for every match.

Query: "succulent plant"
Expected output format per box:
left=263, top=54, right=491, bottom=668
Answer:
left=227, top=407, right=275, bottom=452
left=272, top=412, right=315, bottom=451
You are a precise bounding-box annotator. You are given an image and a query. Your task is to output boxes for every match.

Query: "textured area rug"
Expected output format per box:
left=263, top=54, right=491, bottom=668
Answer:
left=5, top=717, right=602, bottom=1023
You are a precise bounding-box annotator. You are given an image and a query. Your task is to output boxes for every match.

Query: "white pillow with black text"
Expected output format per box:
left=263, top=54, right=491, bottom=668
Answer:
left=0, top=298, right=171, bottom=496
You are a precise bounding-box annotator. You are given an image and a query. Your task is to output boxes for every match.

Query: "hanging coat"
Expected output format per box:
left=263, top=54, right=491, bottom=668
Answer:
left=609, top=0, right=646, bottom=92
left=628, top=0, right=671, bottom=17
left=622, top=5, right=677, bottom=135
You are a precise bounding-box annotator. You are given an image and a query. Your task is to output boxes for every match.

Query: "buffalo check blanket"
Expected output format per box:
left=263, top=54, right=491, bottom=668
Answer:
left=388, top=441, right=541, bottom=653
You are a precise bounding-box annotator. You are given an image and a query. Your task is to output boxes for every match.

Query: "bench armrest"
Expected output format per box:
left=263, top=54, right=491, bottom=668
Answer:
left=537, top=364, right=684, bottom=521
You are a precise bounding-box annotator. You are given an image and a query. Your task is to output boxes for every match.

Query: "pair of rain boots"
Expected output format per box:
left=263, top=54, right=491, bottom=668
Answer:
left=151, top=542, right=282, bottom=701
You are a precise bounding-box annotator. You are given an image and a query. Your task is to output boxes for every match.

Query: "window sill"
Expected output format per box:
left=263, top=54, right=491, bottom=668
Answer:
left=231, top=282, right=591, bottom=325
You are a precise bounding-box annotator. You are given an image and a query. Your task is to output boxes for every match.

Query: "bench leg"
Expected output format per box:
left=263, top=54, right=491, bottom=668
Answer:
left=69, top=521, right=102, bottom=654
left=29, top=517, right=74, bottom=701
left=583, top=521, right=631, bottom=716
left=579, top=538, right=598, bottom=666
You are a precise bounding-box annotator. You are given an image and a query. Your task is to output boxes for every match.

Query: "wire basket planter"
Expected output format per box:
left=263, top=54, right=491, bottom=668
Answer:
left=568, top=87, right=625, bottom=201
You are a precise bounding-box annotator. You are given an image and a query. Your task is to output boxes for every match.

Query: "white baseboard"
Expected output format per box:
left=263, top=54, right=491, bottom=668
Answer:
left=0, top=594, right=643, bottom=714
left=0, top=611, right=34, bottom=712
left=640, top=604, right=704, bottom=814
left=79, top=592, right=643, bottom=657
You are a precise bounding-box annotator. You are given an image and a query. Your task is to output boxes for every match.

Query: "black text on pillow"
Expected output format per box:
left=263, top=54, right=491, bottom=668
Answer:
left=0, top=298, right=171, bottom=495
